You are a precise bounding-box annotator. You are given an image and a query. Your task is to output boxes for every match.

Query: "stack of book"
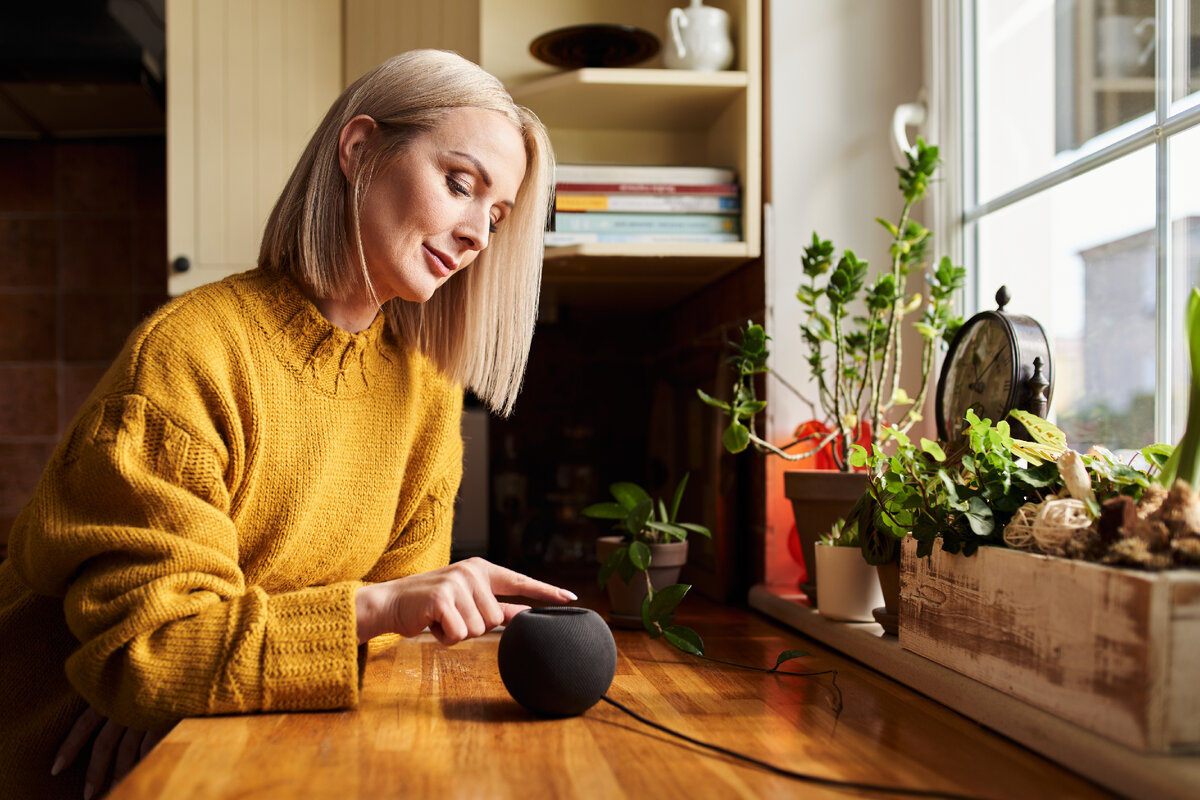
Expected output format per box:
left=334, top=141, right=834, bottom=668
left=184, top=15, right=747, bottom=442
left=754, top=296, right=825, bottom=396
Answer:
left=546, top=163, right=742, bottom=246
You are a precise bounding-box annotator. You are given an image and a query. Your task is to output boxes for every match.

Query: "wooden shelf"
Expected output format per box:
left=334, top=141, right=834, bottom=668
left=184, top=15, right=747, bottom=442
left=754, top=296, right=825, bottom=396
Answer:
left=511, top=68, right=750, bottom=130
left=748, top=584, right=1200, bottom=800
left=539, top=244, right=754, bottom=310
left=546, top=240, right=752, bottom=264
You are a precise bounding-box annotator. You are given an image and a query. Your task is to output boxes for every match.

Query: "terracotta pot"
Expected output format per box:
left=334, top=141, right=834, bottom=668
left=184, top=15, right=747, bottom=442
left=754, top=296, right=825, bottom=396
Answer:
left=784, top=470, right=869, bottom=603
left=595, top=536, right=688, bottom=629
left=814, top=543, right=884, bottom=623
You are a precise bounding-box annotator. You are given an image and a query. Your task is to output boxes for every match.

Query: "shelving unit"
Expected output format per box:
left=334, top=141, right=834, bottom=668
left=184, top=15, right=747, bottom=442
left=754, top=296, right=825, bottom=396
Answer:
left=483, top=0, right=762, bottom=308
left=504, top=40, right=761, bottom=306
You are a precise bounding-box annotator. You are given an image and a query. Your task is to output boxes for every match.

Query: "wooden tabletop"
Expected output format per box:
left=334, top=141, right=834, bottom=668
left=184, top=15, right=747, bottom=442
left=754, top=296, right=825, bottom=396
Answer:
left=108, top=594, right=1115, bottom=799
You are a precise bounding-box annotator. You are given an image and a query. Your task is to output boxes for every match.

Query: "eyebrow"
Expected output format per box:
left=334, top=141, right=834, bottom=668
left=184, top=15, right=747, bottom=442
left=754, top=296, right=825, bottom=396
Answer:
left=449, top=150, right=515, bottom=210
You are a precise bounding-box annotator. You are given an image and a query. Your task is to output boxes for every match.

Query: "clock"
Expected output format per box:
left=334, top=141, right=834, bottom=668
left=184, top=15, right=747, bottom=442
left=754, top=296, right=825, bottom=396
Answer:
left=936, top=286, right=1054, bottom=441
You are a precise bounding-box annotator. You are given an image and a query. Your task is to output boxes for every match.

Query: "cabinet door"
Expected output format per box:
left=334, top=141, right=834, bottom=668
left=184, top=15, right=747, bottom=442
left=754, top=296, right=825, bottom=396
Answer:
left=166, top=0, right=342, bottom=295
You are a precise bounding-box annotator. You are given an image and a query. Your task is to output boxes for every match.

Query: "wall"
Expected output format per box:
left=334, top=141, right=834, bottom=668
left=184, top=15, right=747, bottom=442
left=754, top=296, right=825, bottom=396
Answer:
left=0, top=138, right=167, bottom=558
left=764, top=0, right=924, bottom=586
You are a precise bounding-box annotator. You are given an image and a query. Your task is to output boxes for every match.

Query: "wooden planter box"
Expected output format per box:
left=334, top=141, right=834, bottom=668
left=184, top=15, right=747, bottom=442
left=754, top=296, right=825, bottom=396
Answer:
left=899, top=537, right=1200, bottom=753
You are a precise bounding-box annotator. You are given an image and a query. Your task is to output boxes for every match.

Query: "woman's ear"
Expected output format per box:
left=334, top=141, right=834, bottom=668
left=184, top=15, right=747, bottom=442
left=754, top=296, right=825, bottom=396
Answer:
left=338, top=115, right=377, bottom=181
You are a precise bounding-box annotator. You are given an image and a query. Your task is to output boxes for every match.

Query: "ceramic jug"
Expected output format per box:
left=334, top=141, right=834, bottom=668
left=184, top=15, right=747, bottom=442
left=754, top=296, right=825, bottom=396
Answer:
left=664, top=0, right=734, bottom=71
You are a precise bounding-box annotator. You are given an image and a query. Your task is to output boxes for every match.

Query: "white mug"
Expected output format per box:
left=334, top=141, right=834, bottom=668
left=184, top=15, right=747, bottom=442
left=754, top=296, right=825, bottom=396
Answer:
left=664, top=0, right=734, bottom=72
left=1096, top=15, right=1155, bottom=78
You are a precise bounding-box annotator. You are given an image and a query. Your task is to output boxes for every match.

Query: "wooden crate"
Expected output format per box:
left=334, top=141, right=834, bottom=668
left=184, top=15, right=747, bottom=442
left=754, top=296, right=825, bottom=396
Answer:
left=899, top=537, right=1200, bottom=753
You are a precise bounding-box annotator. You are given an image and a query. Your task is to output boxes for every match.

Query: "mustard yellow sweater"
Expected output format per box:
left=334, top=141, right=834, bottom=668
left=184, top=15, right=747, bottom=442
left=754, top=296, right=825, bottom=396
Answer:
left=0, top=268, right=463, bottom=798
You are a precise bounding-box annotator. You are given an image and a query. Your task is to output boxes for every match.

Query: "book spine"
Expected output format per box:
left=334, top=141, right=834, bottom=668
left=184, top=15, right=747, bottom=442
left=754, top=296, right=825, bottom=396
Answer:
left=555, top=164, right=737, bottom=185
left=553, top=213, right=741, bottom=234
left=556, top=194, right=741, bottom=213
left=554, top=182, right=739, bottom=195
left=545, top=232, right=742, bottom=246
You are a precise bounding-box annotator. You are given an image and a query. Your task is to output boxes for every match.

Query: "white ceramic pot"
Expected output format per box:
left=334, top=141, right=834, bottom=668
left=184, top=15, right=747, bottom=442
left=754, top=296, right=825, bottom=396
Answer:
left=814, top=543, right=884, bottom=623
left=664, top=0, right=734, bottom=71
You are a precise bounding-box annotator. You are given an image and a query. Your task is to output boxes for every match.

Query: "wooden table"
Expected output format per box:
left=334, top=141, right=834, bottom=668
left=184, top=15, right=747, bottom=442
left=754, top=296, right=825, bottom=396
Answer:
left=108, top=596, right=1114, bottom=799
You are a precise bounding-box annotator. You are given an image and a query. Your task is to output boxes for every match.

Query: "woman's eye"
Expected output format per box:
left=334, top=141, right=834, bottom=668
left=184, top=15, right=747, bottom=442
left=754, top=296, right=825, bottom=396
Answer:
left=489, top=219, right=499, bottom=234
left=446, top=175, right=470, bottom=197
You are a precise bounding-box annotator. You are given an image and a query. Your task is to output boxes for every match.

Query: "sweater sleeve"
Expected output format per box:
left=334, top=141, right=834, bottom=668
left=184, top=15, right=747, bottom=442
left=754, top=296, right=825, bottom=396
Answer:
left=8, top=394, right=362, bottom=730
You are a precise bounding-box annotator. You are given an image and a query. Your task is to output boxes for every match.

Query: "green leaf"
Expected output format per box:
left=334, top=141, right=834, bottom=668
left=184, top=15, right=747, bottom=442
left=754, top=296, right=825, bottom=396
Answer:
left=734, top=400, right=768, bottom=418
left=625, top=499, right=653, bottom=539
left=876, top=217, right=899, bottom=237
left=670, top=472, right=690, bottom=522
left=679, top=522, right=712, bottom=538
left=1008, top=410, right=1067, bottom=448
left=628, top=540, right=651, bottom=570
left=662, top=625, right=704, bottom=655
left=656, top=498, right=669, bottom=523
left=597, top=546, right=627, bottom=588
left=741, top=323, right=767, bottom=353
left=646, top=582, right=690, bottom=625
left=616, top=550, right=637, bottom=583
left=696, top=388, right=731, bottom=411
left=920, top=438, right=946, bottom=462
left=1141, top=443, right=1174, bottom=470
left=912, top=322, right=938, bottom=341
left=773, top=649, right=809, bottom=669
left=581, top=502, right=626, bottom=520
left=848, top=444, right=869, bottom=468
left=965, top=496, right=995, bottom=537
left=611, top=482, right=652, bottom=511
left=646, top=521, right=688, bottom=540
left=723, top=421, right=750, bottom=453
left=1159, top=288, right=1200, bottom=486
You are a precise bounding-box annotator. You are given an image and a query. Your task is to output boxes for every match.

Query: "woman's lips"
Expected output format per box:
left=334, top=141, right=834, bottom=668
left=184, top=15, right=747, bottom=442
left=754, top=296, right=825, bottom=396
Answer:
left=423, top=245, right=456, bottom=278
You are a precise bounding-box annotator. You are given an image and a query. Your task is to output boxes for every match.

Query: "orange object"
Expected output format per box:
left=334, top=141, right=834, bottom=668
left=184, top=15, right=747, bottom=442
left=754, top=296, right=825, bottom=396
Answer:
left=791, top=419, right=872, bottom=471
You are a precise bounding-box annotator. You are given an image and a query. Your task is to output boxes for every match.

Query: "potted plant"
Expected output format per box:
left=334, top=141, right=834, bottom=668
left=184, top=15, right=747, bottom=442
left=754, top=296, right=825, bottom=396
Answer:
left=698, top=139, right=965, bottom=600
left=582, top=474, right=711, bottom=640
left=813, top=516, right=884, bottom=623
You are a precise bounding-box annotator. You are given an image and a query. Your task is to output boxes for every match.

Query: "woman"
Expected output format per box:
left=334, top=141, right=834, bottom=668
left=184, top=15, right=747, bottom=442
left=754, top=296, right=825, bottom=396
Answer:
left=0, top=50, right=568, bottom=798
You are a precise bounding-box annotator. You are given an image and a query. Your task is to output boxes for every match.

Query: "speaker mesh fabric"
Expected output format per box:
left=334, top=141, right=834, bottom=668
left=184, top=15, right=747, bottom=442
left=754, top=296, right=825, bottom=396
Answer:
left=497, top=607, right=617, bottom=717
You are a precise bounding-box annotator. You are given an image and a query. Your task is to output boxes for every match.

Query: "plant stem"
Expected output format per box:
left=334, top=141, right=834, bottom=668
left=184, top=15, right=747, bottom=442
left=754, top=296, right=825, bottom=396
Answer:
left=642, top=569, right=664, bottom=636
left=749, top=431, right=812, bottom=461
left=831, top=310, right=849, bottom=470
left=895, top=340, right=936, bottom=434
left=871, top=198, right=915, bottom=438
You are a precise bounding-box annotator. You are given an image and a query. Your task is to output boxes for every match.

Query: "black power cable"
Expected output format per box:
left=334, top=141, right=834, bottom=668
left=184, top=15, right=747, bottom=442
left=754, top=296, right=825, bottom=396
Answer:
left=599, top=694, right=982, bottom=800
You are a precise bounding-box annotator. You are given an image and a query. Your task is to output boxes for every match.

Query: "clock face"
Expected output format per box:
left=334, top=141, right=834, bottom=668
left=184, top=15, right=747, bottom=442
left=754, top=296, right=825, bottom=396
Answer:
left=938, top=316, right=1018, bottom=439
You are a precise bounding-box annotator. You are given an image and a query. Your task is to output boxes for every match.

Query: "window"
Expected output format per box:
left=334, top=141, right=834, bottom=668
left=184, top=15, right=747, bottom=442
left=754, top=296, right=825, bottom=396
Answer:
left=933, top=0, right=1197, bottom=452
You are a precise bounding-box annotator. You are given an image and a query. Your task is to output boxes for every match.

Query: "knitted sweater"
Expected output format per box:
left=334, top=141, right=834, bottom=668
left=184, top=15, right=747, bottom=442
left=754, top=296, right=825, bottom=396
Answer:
left=0, top=267, right=463, bottom=798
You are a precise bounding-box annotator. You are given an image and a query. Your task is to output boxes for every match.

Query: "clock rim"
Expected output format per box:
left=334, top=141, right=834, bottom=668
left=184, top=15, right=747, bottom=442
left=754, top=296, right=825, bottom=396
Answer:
left=935, top=311, right=1021, bottom=440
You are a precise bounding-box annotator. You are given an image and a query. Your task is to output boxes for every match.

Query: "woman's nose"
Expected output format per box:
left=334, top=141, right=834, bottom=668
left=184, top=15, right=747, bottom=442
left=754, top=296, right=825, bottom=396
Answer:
left=455, top=210, right=490, bottom=252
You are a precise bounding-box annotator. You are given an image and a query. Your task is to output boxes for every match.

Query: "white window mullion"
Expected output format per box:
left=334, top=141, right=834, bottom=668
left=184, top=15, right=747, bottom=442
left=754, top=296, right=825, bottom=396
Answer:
left=1158, top=0, right=1181, bottom=444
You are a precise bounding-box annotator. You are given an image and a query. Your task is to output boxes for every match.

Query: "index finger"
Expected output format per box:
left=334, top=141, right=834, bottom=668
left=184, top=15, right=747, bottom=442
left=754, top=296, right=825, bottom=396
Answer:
left=485, top=563, right=577, bottom=603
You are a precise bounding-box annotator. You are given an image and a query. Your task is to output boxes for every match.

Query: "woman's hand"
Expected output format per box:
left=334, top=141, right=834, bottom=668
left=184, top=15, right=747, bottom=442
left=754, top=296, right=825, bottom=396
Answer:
left=355, top=557, right=577, bottom=645
left=52, top=705, right=174, bottom=798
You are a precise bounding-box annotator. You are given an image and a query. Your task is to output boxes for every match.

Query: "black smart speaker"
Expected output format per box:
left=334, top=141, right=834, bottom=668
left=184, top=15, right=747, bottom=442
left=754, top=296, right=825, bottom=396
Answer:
left=497, top=607, right=617, bottom=717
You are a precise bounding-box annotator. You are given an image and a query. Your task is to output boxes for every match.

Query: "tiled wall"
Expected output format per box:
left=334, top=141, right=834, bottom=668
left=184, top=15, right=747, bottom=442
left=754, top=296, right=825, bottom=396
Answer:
left=0, top=138, right=167, bottom=559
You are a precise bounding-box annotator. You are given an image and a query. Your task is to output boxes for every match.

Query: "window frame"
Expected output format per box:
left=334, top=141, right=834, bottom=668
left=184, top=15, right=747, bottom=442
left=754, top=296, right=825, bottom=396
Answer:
left=925, top=0, right=1192, bottom=444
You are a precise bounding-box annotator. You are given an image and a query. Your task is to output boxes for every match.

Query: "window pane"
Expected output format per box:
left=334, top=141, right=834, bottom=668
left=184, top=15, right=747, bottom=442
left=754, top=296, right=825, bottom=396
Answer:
left=1178, top=0, right=1200, bottom=103
left=975, top=0, right=1156, bottom=203
left=1169, top=126, right=1200, bottom=441
left=975, top=146, right=1156, bottom=452
left=976, top=0, right=1063, bottom=201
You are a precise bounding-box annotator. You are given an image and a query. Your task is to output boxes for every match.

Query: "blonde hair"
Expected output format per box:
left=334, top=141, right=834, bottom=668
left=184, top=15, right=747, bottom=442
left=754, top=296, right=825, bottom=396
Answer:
left=259, top=50, right=554, bottom=416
